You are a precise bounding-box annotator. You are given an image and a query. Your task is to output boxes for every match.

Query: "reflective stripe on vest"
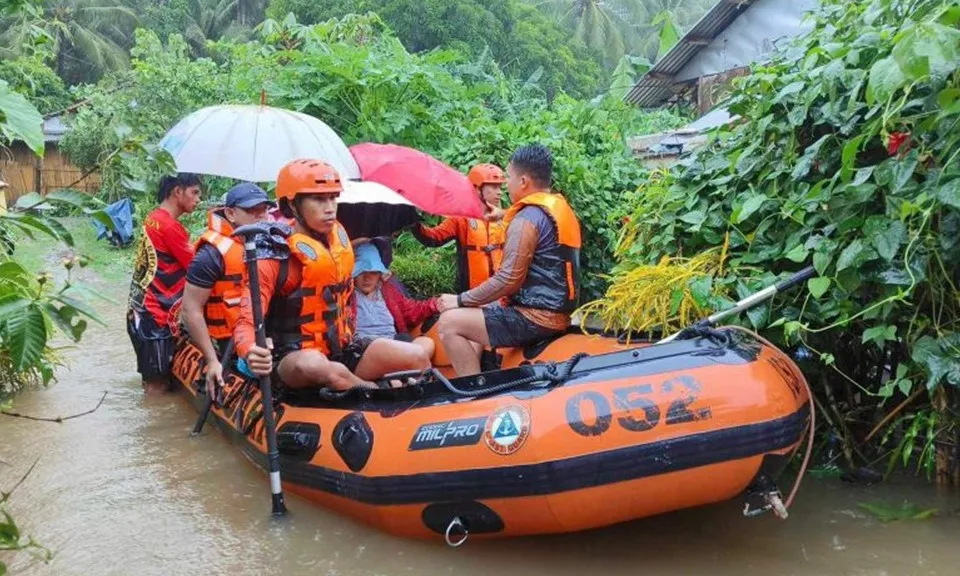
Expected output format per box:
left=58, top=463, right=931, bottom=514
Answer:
left=266, top=223, right=356, bottom=356
left=194, top=212, right=245, bottom=339
left=462, top=218, right=506, bottom=289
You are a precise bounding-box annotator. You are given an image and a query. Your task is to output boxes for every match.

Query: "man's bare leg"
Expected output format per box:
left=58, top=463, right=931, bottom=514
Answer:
left=412, top=336, right=436, bottom=360
left=277, top=350, right=373, bottom=390
left=354, top=339, right=431, bottom=383
left=437, top=308, right=490, bottom=377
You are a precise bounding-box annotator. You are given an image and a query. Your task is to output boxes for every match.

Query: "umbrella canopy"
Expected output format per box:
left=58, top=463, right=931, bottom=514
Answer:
left=159, top=105, right=361, bottom=183
left=337, top=180, right=418, bottom=239
left=349, top=143, right=484, bottom=219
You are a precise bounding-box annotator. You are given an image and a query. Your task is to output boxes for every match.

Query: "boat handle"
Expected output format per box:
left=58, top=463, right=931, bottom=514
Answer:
left=444, top=516, right=469, bottom=548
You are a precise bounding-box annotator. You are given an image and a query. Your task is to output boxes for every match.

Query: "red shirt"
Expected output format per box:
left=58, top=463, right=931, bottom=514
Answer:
left=128, top=207, right=194, bottom=326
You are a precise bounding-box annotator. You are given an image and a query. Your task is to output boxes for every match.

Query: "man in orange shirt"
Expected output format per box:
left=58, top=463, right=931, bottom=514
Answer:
left=127, top=173, right=202, bottom=395
left=436, top=144, right=582, bottom=376
left=412, top=163, right=507, bottom=292
left=234, top=159, right=431, bottom=390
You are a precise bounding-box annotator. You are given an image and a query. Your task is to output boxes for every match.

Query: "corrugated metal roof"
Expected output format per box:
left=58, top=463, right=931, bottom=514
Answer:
left=624, top=0, right=756, bottom=107
left=43, top=115, right=69, bottom=143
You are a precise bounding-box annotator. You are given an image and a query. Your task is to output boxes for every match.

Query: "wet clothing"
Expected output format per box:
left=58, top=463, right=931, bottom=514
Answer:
left=353, top=280, right=438, bottom=340
left=234, top=224, right=363, bottom=372
left=501, top=192, right=581, bottom=314
left=128, top=207, right=194, bottom=327
left=127, top=207, right=193, bottom=380
left=185, top=244, right=225, bottom=289
left=187, top=211, right=246, bottom=340
left=483, top=303, right=560, bottom=348
left=355, top=288, right=396, bottom=339
left=127, top=305, right=175, bottom=381
left=460, top=192, right=582, bottom=337
left=412, top=215, right=506, bottom=292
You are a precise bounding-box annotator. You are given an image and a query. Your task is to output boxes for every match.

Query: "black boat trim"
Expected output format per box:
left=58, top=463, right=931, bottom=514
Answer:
left=192, top=387, right=809, bottom=506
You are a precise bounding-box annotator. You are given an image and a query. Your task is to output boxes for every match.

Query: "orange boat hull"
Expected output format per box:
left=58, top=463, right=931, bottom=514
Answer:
left=171, top=327, right=810, bottom=541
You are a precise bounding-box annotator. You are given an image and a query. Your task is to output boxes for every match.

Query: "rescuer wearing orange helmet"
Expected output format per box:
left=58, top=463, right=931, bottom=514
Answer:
left=435, top=144, right=582, bottom=377
left=234, top=159, right=432, bottom=390
left=412, top=163, right=508, bottom=292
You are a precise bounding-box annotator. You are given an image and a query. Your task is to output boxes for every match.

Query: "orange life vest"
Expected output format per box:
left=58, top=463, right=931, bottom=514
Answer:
left=463, top=217, right=506, bottom=289
left=267, top=223, right=356, bottom=356
left=194, top=211, right=245, bottom=340
left=502, top=192, right=582, bottom=313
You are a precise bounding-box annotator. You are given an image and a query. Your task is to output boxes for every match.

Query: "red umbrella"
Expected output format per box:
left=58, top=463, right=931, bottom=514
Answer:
left=348, top=143, right=485, bottom=219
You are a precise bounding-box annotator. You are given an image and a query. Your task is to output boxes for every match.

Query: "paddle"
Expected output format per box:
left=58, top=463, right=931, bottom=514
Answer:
left=191, top=338, right=235, bottom=437
left=234, top=221, right=294, bottom=517
left=660, top=266, right=816, bottom=343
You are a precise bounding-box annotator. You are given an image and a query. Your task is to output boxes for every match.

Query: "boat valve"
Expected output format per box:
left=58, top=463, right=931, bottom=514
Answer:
left=444, top=516, right=469, bottom=548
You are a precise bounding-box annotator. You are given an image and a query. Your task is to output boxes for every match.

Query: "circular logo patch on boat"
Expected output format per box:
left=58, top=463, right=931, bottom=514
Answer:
left=483, top=405, right=530, bottom=456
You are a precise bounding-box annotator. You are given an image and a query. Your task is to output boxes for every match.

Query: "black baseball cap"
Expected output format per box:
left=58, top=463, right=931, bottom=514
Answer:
left=225, top=182, right=275, bottom=209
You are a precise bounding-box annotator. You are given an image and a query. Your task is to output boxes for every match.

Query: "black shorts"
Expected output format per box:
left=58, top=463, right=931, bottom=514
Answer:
left=126, top=308, right=174, bottom=381
left=482, top=304, right=562, bottom=348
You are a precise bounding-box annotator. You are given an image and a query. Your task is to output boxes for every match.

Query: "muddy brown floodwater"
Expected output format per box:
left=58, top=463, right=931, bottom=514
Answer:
left=2, top=293, right=960, bottom=576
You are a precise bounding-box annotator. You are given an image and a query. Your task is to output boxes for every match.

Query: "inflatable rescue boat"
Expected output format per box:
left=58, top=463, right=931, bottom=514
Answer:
left=172, top=320, right=811, bottom=542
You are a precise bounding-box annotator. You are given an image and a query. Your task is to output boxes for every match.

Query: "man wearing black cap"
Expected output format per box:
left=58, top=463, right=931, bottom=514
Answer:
left=181, top=182, right=274, bottom=394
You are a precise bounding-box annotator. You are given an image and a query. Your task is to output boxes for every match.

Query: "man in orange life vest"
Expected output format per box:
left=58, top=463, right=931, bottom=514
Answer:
left=181, top=182, right=273, bottom=397
left=412, top=163, right=507, bottom=292
left=127, top=173, right=203, bottom=395
left=436, top=144, right=582, bottom=376
left=235, top=159, right=432, bottom=390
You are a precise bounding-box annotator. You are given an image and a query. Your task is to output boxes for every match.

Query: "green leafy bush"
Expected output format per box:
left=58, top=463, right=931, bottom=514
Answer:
left=61, top=16, right=687, bottom=301
left=606, top=0, right=960, bottom=475
left=0, top=56, right=72, bottom=115
left=390, top=232, right=457, bottom=298
left=264, top=0, right=606, bottom=97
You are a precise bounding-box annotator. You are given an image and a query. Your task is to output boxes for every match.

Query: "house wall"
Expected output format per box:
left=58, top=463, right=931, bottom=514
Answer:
left=675, top=0, right=817, bottom=84
left=0, top=142, right=100, bottom=205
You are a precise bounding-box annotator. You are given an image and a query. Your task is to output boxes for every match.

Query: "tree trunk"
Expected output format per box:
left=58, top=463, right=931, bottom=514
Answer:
left=933, top=386, right=958, bottom=488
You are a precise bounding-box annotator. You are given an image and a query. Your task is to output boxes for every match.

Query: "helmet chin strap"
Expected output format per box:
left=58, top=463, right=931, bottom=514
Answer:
left=290, top=199, right=330, bottom=241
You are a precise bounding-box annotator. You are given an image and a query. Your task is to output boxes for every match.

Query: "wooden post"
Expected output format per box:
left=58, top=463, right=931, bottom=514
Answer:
left=34, top=151, right=43, bottom=195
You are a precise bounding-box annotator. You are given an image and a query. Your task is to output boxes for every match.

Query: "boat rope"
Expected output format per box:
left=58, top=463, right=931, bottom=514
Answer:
left=434, top=353, right=590, bottom=397
left=722, top=325, right=816, bottom=511
left=672, top=322, right=734, bottom=346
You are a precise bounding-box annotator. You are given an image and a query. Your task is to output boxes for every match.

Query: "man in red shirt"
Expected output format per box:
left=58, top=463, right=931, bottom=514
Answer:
left=127, top=173, right=202, bottom=395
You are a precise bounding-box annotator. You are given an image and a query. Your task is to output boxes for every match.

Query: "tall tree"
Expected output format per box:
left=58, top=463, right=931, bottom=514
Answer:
left=0, top=0, right=139, bottom=85
left=525, top=0, right=716, bottom=65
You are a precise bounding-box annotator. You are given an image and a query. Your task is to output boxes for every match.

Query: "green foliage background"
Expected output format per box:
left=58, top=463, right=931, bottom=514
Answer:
left=58, top=15, right=687, bottom=300
left=609, top=0, right=960, bottom=477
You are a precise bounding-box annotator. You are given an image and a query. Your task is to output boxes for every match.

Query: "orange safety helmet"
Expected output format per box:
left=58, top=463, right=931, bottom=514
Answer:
left=276, top=159, right=343, bottom=203
left=467, top=163, right=506, bottom=189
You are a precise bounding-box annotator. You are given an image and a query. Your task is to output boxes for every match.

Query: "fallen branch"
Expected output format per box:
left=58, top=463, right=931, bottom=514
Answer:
left=0, top=391, right=107, bottom=423
left=863, top=388, right=926, bottom=444
left=0, top=456, right=40, bottom=503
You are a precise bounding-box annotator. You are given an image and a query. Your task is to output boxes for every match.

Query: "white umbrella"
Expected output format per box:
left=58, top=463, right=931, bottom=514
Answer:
left=339, top=180, right=414, bottom=206
left=158, top=104, right=361, bottom=182
left=336, top=181, right=419, bottom=239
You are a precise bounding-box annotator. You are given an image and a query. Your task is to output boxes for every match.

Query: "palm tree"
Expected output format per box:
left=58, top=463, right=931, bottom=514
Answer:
left=0, top=0, right=138, bottom=85
left=529, top=0, right=646, bottom=66
left=524, top=0, right=717, bottom=65
left=183, top=0, right=237, bottom=54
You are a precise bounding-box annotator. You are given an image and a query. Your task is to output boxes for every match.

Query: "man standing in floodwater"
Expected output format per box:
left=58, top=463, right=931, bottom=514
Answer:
left=127, top=173, right=202, bottom=395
